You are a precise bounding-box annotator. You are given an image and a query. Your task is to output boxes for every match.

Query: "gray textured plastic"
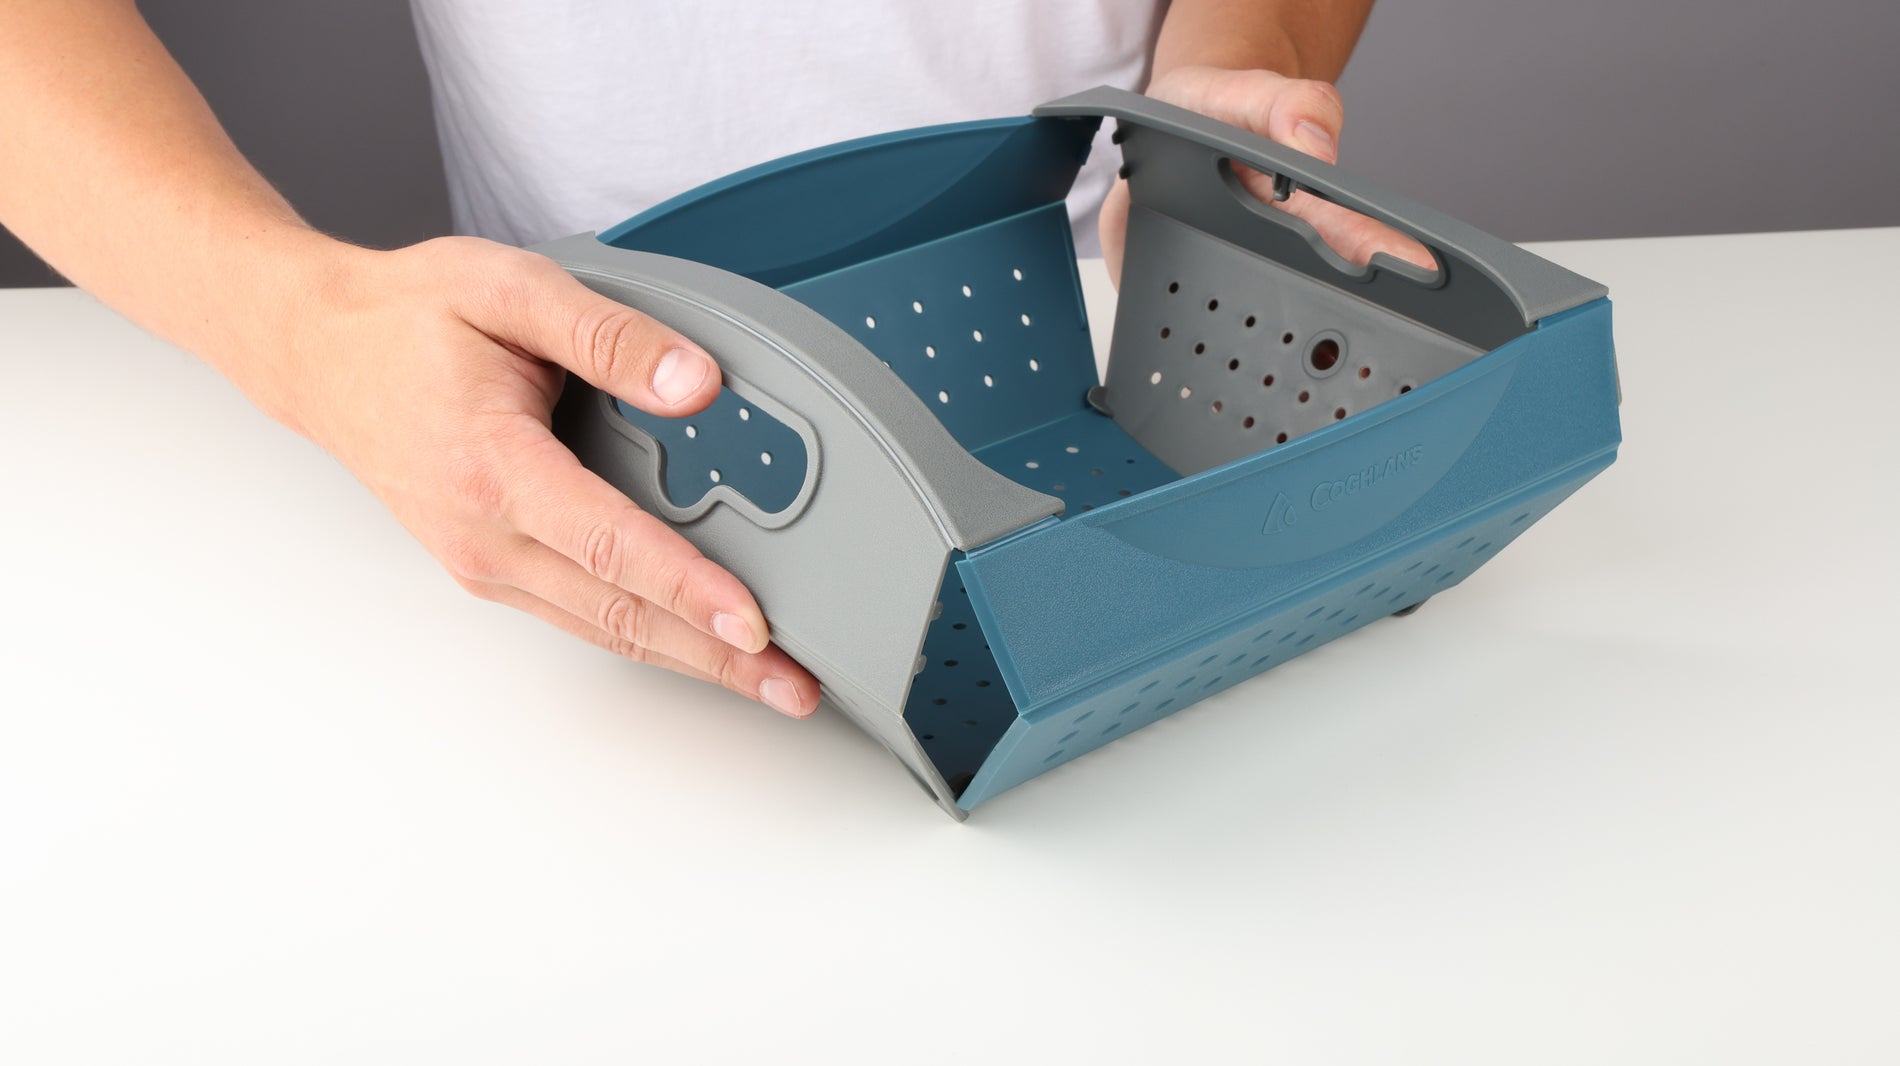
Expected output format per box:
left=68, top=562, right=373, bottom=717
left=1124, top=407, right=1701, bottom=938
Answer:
left=1034, top=87, right=1608, bottom=352
left=1103, top=207, right=1484, bottom=474
left=537, top=234, right=1064, bottom=818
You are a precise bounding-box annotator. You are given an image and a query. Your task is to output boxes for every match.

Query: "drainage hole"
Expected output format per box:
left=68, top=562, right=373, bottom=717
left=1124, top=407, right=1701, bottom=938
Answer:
left=1310, top=338, right=1340, bottom=372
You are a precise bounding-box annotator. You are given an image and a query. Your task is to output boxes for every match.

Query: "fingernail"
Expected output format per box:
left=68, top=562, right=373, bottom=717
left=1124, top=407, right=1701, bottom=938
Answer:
left=712, top=611, right=758, bottom=651
left=652, top=347, right=710, bottom=405
left=760, top=677, right=807, bottom=718
left=1295, top=121, right=1336, bottom=161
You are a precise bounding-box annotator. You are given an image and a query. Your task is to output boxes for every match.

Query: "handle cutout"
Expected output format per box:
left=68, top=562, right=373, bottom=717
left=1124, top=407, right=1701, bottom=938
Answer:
left=610, top=385, right=812, bottom=519
left=1214, top=158, right=1443, bottom=288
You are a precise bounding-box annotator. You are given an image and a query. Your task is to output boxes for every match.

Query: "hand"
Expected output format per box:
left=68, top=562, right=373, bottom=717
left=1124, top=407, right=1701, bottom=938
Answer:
left=257, top=236, right=822, bottom=718
left=1099, top=65, right=1436, bottom=284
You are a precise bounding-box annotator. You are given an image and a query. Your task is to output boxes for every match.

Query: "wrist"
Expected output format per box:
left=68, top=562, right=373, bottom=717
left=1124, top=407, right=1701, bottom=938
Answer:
left=1150, top=21, right=1306, bottom=87
left=204, top=226, right=374, bottom=438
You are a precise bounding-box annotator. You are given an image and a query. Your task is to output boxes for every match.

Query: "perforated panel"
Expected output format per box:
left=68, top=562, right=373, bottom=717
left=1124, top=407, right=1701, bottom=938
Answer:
left=901, top=565, right=1013, bottom=796
left=610, top=389, right=808, bottom=514
left=955, top=480, right=1582, bottom=808
left=903, top=411, right=1178, bottom=790
left=1104, top=207, right=1484, bottom=476
left=782, top=204, right=1098, bottom=456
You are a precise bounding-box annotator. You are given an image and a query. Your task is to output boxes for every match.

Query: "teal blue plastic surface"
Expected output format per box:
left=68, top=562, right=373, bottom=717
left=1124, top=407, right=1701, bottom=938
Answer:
left=580, top=96, right=1621, bottom=813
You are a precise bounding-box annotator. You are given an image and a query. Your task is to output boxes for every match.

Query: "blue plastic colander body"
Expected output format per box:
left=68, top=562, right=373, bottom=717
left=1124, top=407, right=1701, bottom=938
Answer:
left=540, top=88, right=1621, bottom=817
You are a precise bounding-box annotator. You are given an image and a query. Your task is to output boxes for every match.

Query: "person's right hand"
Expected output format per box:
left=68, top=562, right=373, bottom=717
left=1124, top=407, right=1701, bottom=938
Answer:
left=1099, top=65, right=1437, bottom=287
left=245, top=235, right=822, bottom=718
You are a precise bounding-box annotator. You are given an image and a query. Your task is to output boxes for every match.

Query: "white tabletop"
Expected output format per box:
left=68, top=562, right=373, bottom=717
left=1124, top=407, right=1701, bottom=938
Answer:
left=3, top=229, right=1897, bottom=1064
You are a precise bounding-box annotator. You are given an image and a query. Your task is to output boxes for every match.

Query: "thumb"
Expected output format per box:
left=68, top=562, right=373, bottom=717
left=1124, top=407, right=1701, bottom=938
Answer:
left=464, top=249, right=724, bottom=416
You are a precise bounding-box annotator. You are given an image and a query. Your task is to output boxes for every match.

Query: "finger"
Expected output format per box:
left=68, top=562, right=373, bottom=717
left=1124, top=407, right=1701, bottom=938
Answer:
left=455, top=249, right=723, bottom=416
left=1099, top=177, right=1130, bottom=287
left=500, top=428, right=775, bottom=655
left=501, top=539, right=820, bottom=718
left=1277, top=190, right=1438, bottom=270
left=1151, top=68, right=1343, bottom=162
left=1178, top=91, right=1434, bottom=270
left=469, top=578, right=725, bottom=687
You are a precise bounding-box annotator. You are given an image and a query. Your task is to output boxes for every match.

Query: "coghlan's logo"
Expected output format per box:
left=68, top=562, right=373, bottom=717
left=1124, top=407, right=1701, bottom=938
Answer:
left=1262, top=491, right=1297, bottom=535
left=1262, top=444, right=1426, bottom=534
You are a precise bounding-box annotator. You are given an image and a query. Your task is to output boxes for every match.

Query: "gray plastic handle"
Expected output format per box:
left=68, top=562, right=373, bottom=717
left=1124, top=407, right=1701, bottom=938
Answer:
left=536, top=234, right=1060, bottom=817
left=539, top=234, right=1061, bottom=551
left=1035, top=86, right=1607, bottom=348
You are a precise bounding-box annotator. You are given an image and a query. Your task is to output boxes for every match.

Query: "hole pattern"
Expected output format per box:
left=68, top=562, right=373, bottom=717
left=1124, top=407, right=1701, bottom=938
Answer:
left=611, top=390, right=808, bottom=514
left=956, top=494, right=1567, bottom=804
left=980, top=413, right=1176, bottom=513
left=902, top=569, right=1016, bottom=795
left=1111, top=261, right=1481, bottom=469
left=780, top=205, right=1095, bottom=461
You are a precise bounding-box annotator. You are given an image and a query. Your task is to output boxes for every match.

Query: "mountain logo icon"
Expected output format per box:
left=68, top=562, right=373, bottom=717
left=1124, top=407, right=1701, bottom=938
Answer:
left=1261, top=491, right=1297, bottom=535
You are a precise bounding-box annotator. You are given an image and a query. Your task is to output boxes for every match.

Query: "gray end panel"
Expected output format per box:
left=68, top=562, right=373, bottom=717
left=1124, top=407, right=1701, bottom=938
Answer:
left=535, top=235, right=1059, bottom=813
left=1106, top=207, right=1482, bottom=474
left=1034, top=86, right=1607, bottom=351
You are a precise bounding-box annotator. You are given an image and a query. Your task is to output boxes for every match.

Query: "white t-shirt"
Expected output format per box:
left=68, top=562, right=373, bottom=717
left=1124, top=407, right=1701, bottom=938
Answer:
left=406, top=1, right=1165, bottom=255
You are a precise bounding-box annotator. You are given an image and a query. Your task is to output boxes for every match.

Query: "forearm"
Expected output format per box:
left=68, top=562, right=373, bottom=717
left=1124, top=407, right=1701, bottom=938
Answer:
left=0, top=0, right=348, bottom=425
left=1151, top=0, right=1375, bottom=82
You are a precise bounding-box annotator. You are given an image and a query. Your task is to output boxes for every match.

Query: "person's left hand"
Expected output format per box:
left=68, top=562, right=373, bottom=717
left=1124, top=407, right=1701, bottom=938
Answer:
left=1099, top=65, right=1436, bottom=284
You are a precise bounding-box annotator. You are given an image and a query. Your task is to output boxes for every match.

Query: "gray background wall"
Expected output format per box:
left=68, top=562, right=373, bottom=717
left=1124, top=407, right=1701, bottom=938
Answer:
left=3, top=0, right=1894, bottom=287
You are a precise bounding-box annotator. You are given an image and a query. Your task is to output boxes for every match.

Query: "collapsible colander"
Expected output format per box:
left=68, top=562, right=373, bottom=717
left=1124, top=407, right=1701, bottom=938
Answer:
left=540, top=87, right=1622, bottom=819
